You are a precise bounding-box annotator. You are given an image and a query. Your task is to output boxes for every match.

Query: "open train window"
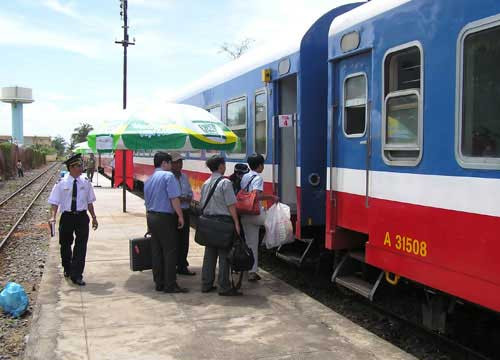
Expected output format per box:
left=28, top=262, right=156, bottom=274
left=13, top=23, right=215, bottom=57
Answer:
left=254, top=90, right=267, bottom=157
left=206, top=105, right=222, bottom=156
left=382, top=42, right=423, bottom=166
left=457, top=19, right=500, bottom=169
left=343, top=73, right=367, bottom=137
left=226, top=96, right=247, bottom=158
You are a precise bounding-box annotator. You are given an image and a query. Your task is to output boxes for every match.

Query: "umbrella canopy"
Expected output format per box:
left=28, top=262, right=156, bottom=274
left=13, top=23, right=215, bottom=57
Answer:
left=74, top=141, right=93, bottom=155
left=87, top=103, right=237, bottom=152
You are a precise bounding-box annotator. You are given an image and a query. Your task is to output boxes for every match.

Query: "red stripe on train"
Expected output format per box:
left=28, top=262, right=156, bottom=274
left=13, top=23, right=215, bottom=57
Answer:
left=325, top=190, right=500, bottom=311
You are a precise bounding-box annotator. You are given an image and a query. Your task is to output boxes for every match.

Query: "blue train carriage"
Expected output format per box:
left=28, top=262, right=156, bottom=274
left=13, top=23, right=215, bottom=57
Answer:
left=326, top=0, right=500, bottom=330
left=177, top=3, right=362, bottom=264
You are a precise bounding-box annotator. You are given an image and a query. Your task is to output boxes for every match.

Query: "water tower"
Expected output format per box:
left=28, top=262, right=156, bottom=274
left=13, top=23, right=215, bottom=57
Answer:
left=0, top=86, right=34, bottom=145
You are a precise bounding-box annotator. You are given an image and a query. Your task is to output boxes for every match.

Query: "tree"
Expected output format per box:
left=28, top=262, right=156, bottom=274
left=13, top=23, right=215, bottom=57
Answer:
left=51, top=136, right=67, bottom=156
left=218, top=38, right=255, bottom=60
left=70, top=123, right=93, bottom=146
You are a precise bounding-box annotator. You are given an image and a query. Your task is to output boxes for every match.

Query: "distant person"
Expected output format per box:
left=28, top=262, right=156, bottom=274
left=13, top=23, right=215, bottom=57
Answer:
left=16, top=160, right=23, bottom=178
left=200, top=155, right=242, bottom=296
left=48, top=153, right=98, bottom=286
left=240, top=154, right=278, bottom=282
left=144, top=152, right=187, bottom=293
left=110, top=156, right=115, bottom=187
left=228, top=163, right=249, bottom=194
left=170, top=152, right=196, bottom=276
left=86, top=154, right=96, bottom=182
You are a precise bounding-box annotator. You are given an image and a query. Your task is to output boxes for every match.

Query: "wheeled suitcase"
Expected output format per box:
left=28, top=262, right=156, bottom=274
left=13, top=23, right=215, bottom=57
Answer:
left=129, top=233, right=152, bottom=271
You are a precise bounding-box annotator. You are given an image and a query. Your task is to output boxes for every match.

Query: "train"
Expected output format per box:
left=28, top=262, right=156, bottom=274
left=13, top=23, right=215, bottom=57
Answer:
left=98, top=0, right=500, bottom=332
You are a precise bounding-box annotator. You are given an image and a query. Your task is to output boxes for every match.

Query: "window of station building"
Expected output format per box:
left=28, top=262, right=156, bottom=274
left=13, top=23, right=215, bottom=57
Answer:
left=343, top=73, right=367, bottom=136
left=254, top=91, right=267, bottom=156
left=226, top=97, right=247, bottom=157
left=382, top=43, right=423, bottom=166
left=206, top=105, right=222, bottom=156
left=459, top=22, right=500, bottom=168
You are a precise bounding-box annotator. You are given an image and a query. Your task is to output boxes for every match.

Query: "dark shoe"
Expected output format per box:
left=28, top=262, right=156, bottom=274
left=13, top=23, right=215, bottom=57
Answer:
left=71, top=278, right=86, bottom=286
left=219, top=288, right=243, bottom=297
left=155, top=284, right=164, bottom=292
left=164, top=284, right=189, bottom=293
left=201, top=286, right=217, bottom=293
left=248, top=272, right=261, bottom=282
left=177, top=268, right=196, bottom=276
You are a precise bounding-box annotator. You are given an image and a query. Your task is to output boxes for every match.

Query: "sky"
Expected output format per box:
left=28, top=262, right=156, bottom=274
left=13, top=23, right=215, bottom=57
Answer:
left=0, top=0, right=354, bottom=143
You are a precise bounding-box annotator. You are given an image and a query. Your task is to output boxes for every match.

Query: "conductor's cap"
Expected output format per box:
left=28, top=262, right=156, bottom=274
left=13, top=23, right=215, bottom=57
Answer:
left=64, top=153, right=83, bottom=167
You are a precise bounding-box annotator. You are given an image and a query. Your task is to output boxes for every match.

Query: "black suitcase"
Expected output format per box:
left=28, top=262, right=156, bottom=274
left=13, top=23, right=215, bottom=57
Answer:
left=129, top=233, right=152, bottom=271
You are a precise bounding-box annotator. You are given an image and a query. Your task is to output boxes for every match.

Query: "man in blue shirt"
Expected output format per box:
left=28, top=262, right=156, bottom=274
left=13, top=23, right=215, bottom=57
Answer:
left=170, top=152, right=195, bottom=276
left=144, top=152, right=188, bottom=293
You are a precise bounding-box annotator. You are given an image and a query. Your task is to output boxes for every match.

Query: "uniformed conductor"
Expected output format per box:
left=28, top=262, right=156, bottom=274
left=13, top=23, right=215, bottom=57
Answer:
left=144, top=152, right=188, bottom=293
left=48, top=154, right=98, bottom=286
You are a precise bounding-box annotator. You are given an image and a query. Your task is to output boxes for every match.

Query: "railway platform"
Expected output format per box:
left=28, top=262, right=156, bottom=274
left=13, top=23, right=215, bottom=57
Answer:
left=24, top=177, right=415, bottom=360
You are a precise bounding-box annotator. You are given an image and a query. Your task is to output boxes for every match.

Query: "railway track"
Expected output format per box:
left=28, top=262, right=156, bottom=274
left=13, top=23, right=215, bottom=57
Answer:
left=0, top=162, right=61, bottom=250
left=259, top=250, right=496, bottom=360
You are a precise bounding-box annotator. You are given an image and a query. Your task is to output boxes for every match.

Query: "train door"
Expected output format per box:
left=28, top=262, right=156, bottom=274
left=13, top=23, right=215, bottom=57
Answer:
left=333, top=52, right=371, bottom=234
left=278, top=75, right=298, bottom=213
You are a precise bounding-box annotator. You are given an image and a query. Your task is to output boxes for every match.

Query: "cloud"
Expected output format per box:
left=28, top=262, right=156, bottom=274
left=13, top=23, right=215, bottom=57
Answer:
left=43, top=0, right=78, bottom=18
left=0, top=15, right=104, bottom=58
left=128, top=0, right=174, bottom=9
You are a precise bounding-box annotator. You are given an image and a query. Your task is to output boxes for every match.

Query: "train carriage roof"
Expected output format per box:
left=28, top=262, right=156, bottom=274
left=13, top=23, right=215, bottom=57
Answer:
left=173, top=35, right=301, bottom=102
left=329, top=0, right=411, bottom=36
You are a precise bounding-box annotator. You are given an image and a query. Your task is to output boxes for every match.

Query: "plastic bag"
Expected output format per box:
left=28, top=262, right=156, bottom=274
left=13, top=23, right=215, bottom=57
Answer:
left=0, top=282, right=29, bottom=317
left=263, top=202, right=294, bottom=249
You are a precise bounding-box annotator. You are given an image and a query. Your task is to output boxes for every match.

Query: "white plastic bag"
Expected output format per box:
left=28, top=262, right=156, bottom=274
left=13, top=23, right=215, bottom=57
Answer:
left=263, top=202, right=294, bottom=249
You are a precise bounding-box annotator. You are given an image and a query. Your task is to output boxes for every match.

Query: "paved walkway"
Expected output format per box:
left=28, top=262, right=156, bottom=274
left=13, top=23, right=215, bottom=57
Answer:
left=25, top=176, right=415, bottom=360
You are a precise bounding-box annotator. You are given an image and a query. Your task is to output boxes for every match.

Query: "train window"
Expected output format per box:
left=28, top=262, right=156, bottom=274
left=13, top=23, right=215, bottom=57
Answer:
left=207, top=105, right=221, bottom=121
left=458, top=22, right=500, bottom=167
left=226, top=97, right=247, bottom=157
left=343, top=73, right=366, bottom=136
left=206, top=105, right=222, bottom=156
left=254, top=91, right=267, bottom=156
left=382, top=42, right=423, bottom=166
left=384, top=46, right=421, bottom=96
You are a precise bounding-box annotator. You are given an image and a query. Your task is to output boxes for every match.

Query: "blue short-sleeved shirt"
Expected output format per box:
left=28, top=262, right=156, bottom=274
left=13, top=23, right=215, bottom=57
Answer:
left=144, top=168, right=181, bottom=213
left=175, top=173, right=193, bottom=210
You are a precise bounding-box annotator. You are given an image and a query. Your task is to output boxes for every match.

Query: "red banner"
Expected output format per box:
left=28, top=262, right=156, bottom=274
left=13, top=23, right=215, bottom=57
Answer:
left=114, top=150, right=134, bottom=190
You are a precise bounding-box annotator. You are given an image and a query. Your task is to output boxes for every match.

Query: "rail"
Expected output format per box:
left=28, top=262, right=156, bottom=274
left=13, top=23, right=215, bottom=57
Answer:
left=0, top=163, right=61, bottom=250
left=0, top=162, right=60, bottom=208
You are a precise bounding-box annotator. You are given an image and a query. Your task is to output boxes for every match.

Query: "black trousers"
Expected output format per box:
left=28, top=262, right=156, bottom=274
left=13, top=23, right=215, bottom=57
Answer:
left=147, top=212, right=179, bottom=290
left=59, top=212, right=89, bottom=280
left=177, top=209, right=190, bottom=270
left=111, top=169, right=115, bottom=187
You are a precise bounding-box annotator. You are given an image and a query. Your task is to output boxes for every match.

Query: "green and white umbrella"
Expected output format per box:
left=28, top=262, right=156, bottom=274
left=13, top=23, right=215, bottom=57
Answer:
left=87, top=103, right=237, bottom=152
left=74, top=141, right=93, bottom=155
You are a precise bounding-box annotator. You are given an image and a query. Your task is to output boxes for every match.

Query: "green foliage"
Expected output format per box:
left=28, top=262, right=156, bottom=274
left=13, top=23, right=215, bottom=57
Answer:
left=0, top=143, right=13, bottom=177
left=71, top=123, right=93, bottom=147
left=51, top=136, right=66, bottom=156
left=29, top=144, right=56, bottom=156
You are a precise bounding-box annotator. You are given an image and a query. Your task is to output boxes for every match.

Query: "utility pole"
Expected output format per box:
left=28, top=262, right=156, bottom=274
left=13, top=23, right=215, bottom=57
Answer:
left=115, top=0, right=135, bottom=110
left=115, top=0, right=134, bottom=212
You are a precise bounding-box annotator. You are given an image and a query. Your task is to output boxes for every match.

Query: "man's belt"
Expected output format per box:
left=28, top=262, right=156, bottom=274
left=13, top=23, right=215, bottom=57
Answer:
left=147, top=211, right=175, bottom=216
left=63, top=210, right=87, bottom=215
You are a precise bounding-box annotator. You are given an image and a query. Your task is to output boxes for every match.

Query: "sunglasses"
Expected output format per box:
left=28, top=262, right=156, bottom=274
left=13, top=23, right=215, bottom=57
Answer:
left=70, top=163, right=83, bottom=168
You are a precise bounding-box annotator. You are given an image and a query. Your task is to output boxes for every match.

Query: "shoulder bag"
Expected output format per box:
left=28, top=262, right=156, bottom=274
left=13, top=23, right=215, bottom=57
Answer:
left=236, top=175, right=260, bottom=215
left=194, top=177, right=235, bottom=249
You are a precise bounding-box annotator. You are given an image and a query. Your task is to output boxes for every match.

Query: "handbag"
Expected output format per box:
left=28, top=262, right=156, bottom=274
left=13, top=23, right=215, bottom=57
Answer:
left=194, top=177, right=235, bottom=249
left=236, top=175, right=260, bottom=215
left=228, top=234, right=255, bottom=290
left=227, top=234, right=254, bottom=272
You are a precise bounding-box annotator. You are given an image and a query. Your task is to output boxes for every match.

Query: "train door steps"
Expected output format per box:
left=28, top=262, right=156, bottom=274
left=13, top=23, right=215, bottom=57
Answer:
left=332, top=250, right=384, bottom=301
left=275, top=237, right=315, bottom=267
